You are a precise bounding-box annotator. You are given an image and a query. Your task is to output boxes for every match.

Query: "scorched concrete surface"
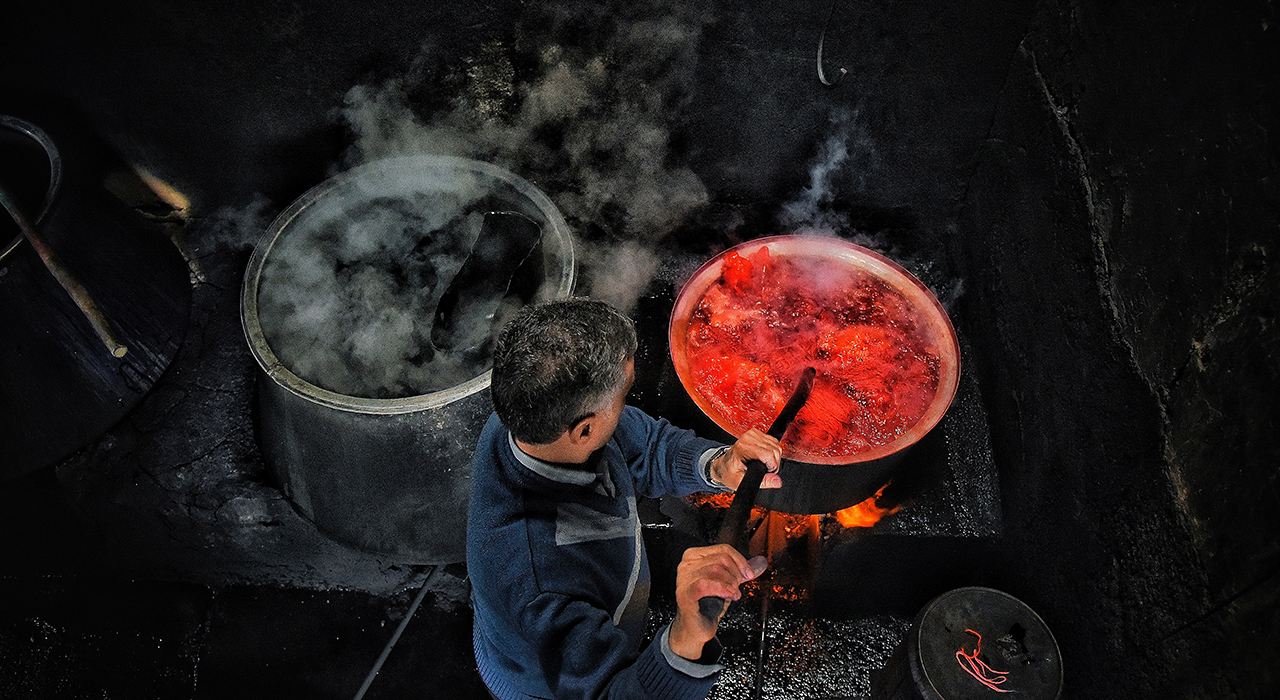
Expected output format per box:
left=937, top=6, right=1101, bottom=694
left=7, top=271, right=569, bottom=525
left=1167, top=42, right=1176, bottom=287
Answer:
left=1, top=1, right=1277, bottom=698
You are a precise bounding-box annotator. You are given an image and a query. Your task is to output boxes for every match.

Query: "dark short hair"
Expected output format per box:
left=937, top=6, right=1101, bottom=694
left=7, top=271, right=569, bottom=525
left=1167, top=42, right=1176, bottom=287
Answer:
left=491, top=298, right=638, bottom=444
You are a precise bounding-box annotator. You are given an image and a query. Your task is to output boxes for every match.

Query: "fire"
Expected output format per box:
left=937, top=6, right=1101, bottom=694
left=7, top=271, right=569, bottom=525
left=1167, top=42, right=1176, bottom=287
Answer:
left=687, top=483, right=901, bottom=529
left=685, top=491, right=736, bottom=509
left=832, top=483, right=900, bottom=528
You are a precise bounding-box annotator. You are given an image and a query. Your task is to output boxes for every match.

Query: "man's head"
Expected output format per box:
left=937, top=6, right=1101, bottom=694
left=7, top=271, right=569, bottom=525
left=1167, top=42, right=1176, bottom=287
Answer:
left=491, top=298, right=638, bottom=446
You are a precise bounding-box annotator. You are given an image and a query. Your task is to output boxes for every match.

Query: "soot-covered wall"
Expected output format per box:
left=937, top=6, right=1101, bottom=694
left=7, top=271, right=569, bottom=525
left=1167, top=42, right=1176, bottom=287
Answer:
left=953, top=3, right=1278, bottom=698
left=3, top=1, right=1276, bottom=698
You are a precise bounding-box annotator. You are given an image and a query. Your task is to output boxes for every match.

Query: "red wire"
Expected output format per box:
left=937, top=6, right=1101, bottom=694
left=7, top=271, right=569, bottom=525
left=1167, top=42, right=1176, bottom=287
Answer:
left=956, top=628, right=1012, bottom=693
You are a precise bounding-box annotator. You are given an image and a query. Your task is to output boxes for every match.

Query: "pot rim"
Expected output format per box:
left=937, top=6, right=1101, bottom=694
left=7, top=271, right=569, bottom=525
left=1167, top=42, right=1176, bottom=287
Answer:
left=669, top=233, right=960, bottom=464
left=0, top=115, right=63, bottom=262
left=241, top=154, right=575, bottom=415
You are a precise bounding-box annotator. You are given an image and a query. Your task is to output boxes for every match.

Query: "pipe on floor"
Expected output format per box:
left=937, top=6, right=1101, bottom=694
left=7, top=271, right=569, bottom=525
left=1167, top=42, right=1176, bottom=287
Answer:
left=352, top=565, right=442, bottom=700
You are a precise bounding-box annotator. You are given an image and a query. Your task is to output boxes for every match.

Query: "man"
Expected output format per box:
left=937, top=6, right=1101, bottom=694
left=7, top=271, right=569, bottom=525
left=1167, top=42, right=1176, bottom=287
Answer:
left=467, top=298, right=783, bottom=700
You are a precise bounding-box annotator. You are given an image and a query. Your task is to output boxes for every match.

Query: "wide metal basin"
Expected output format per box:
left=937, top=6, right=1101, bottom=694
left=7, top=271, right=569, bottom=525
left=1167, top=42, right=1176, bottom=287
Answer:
left=242, top=155, right=574, bottom=562
left=669, top=234, right=959, bottom=514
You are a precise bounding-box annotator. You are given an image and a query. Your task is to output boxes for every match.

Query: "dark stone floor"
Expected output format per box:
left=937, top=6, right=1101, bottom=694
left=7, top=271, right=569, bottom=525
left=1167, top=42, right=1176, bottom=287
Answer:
left=0, top=573, right=483, bottom=700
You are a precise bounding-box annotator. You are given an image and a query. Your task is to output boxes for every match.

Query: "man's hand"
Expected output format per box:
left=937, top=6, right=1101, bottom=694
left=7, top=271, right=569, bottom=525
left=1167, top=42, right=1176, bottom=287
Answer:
left=711, top=428, right=783, bottom=490
left=668, top=545, right=768, bottom=660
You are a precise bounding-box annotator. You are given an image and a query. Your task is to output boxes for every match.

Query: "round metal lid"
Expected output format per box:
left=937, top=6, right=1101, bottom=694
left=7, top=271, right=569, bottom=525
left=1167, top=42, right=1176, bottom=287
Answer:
left=914, top=587, right=1063, bottom=700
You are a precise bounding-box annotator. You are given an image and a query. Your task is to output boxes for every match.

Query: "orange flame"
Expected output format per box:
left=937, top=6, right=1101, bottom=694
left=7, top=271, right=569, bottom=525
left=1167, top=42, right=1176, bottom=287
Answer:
left=685, top=492, right=735, bottom=509
left=832, top=483, right=900, bottom=528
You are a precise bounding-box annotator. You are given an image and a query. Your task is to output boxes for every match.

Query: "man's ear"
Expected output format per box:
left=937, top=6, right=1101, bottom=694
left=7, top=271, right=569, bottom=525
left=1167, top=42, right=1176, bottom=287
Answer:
left=567, top=413, right=595, bottom=445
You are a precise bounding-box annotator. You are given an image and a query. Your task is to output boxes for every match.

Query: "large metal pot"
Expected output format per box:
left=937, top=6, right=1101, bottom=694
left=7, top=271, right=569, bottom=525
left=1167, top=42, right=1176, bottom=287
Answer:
left=669, top=235, right=959, bottom=514
left=242, top=155, right=574, bottom=562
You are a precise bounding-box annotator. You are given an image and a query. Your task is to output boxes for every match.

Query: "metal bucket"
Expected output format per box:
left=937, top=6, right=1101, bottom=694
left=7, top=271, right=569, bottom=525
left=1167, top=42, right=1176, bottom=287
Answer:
left=669, top=235, right=960, bottom=514
left=242, top=155, right=575, bottom=562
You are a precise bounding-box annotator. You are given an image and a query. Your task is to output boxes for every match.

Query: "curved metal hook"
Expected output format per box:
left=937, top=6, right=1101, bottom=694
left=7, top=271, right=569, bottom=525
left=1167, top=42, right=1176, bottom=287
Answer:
left=817, top=0, right=847, bottom=87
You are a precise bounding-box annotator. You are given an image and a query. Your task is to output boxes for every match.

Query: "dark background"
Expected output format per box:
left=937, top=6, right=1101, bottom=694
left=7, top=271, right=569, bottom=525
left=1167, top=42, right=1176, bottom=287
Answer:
left=1, top=1, right=1277, bottom=698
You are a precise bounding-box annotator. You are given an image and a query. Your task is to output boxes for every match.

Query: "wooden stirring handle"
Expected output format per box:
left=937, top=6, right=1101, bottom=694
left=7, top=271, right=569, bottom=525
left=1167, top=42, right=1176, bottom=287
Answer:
left=0, top=183, right=127, bottom=358
left=698, top=367, right=816, bottom=621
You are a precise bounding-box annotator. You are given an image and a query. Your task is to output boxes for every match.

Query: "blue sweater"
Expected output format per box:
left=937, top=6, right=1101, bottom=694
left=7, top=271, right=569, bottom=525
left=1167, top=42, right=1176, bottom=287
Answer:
left=468, top=407, right=726, bottom=700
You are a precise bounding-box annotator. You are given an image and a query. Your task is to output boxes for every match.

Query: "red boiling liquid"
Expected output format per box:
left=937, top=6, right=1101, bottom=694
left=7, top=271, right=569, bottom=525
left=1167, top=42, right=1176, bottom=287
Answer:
left=684, top=245, right=941, bottom=460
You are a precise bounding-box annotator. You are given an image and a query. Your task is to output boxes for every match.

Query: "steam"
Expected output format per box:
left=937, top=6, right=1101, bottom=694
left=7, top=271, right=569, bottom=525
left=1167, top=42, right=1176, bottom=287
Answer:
left=338, top=5, right=715, bottom=308
left=256, top=176, right=511, bottom=398
left=779, top=108, right=878, bottom=236
left=254, top=2, right=717, bottom=397
left=581, top=240, right=661, bottom=313
left=778, top=108, right=965, bottom=313
left=198, top=193, right=275, bottom=254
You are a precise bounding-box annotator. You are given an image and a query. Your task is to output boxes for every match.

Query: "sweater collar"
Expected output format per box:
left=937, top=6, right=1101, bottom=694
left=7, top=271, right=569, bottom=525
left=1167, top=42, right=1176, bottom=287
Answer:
left=507, top=432, right=617, bottom=497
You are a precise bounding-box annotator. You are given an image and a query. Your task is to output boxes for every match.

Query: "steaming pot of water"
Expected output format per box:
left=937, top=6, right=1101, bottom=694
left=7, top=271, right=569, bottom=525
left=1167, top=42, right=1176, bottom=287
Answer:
left=242, top=155, right=574, bottom=562
left=668, top=235, right=959, bottom=514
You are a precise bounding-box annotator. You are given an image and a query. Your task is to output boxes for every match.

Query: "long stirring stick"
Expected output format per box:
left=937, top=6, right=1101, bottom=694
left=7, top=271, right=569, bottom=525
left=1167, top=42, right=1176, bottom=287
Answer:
left=0, top=183, right=127, bottom=357
left=699, top=367, right=817, bottom=621
left=753, top=514, right=777, bottom=700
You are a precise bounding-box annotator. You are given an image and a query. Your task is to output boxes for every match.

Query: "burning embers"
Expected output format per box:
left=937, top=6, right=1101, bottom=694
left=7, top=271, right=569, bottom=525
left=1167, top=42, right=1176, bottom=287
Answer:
left=687, top=481, right=904, bottom=605
left=681, top=244, right=942, bottom=461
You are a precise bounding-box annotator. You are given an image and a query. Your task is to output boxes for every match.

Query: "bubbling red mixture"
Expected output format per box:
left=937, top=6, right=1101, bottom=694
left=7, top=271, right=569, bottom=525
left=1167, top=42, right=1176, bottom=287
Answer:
left=684, top=245, right=942, bottom=460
